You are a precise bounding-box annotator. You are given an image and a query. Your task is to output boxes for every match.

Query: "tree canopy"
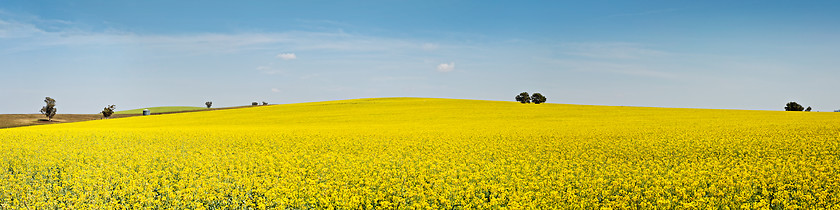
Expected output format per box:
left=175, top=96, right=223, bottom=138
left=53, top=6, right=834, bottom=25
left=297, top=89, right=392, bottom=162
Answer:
left=102, top=105, right=116, bottom=119
left=515, top=92, right=530, bottom=103
left=40, top=97, right=57, bottom=121
left=531, top=93, right=546, bottom=104
left=785, top=102, right=804, bottom=111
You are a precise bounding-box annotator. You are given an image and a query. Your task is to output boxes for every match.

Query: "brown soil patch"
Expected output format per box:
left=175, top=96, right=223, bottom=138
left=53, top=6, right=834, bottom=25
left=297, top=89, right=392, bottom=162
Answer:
left=0, top=114, right=140, bottom=129
left=0, top=105, right=260, bottom=129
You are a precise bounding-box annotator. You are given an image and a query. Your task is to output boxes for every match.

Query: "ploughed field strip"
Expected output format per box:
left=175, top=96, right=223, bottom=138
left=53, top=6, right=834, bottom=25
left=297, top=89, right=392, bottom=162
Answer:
left=0, top=114, right=139, bottom=129
left=0, top=98, right=838, bottom=208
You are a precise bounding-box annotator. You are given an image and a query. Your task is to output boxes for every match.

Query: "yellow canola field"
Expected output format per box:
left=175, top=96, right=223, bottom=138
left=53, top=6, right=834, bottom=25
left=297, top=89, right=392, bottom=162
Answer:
left=1, top=98, right=838, bottom=209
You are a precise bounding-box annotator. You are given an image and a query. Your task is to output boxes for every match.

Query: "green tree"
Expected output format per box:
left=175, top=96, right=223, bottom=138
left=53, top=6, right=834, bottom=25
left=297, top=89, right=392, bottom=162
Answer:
left=805, top=106, right=812, bottom=112
left=515, top=92, right=531, bottom=103
left=101, top=105, right=116, bottom=119
left=785, top=102, right=804, bottom=111
left=531, top=93, right=547, bottom=104
left=205, top=101, right=212, bottom=108
left=40, top=97, right=57, bottom=121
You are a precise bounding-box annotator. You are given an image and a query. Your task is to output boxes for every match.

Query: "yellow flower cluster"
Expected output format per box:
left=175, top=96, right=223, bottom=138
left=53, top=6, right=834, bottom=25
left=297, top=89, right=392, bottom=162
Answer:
left=1, top=98, right=838, bottom=209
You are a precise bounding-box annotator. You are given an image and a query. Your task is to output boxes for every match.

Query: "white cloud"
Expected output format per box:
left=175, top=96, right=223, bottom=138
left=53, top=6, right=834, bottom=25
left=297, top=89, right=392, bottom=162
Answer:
left=437, top=62, right=455, bottom=72
left=271, top=88, right=281, bottom=93
left=276, top=53, right=297, bottom=60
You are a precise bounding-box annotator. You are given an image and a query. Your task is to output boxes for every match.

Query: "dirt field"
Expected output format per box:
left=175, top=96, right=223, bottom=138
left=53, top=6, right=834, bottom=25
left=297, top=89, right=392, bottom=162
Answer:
left=0, top=105, right=259, bottom=129
left=0, top=114, right=140, bottom=129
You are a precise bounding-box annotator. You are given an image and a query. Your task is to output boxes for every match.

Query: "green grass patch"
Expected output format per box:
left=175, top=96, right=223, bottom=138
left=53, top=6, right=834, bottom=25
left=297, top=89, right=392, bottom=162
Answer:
left=114, top=106, right=206, bottom=114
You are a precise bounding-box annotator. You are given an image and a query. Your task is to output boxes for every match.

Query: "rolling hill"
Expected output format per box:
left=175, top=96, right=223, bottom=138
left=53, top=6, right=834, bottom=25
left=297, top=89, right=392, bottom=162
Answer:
left=1, top=98, right=839, bottom=208
left=113, top=106, right=207, bottom=114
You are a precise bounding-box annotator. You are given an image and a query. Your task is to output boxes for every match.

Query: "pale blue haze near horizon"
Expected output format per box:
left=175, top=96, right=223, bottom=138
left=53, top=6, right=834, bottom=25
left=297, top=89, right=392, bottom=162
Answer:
left=1, top=1, right=839, bottom=113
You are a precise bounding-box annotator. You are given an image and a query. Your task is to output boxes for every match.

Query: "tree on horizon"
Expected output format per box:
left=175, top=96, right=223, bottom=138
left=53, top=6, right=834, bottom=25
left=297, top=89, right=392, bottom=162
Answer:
left=40, top=97, right=57, bottom=121
left=531, top=93, right=547, bottom=104
left=515, top=92, right=531, bottom=103
left=785, top=102, right=804, bottom=111
left=102, top=105, right=116, bottom=119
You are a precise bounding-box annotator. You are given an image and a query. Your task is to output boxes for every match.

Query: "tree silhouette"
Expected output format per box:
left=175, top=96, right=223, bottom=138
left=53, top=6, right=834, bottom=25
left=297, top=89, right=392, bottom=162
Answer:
left=101, top=105, right=116, bottom=119
left=40, top=97, right=57, bottom=121
left=531, top=93, right=547, bottom=104
left=515, top=92, right=531, bottom=103
left=784, top=102, right=804, bottom=111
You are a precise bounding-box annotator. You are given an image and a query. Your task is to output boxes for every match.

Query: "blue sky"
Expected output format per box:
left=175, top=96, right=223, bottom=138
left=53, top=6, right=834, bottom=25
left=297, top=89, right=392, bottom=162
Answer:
left=1, top=1, right=839, bottom=113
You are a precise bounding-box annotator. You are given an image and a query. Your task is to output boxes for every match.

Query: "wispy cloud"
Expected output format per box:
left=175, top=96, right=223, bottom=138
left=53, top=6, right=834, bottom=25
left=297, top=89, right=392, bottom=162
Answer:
left=369, top=76, right=425, bottom=82
left=0, top=15, right=451, bottom=57
left=256, top=66, right=282, bottom=75
left=299, top=74, right=321, bottom=80
left=0, top=10, right=75, bottom=37
left=276, top=53, right=297, bottom=60
left=422, top=43, right=439, bottom=50
left=437, top=62, right=455, bottom=72
left=605, top=8, right=679, bottom=18
left=271, top=88, right=281, bottom=93
left=549, top=59, right=682, bottom=80
left=0, top=19, right=45, bottom=38
left=560, top=42, right=669, bottom=60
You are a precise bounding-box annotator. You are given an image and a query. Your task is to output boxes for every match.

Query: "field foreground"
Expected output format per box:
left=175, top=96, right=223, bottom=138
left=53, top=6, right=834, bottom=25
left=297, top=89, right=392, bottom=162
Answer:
left=0, top=98, right=838, bottom=209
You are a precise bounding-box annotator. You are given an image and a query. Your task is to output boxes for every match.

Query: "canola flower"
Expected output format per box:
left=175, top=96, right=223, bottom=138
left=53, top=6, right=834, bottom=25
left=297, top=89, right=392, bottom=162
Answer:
left=0, top=98, right=838, bottom=209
